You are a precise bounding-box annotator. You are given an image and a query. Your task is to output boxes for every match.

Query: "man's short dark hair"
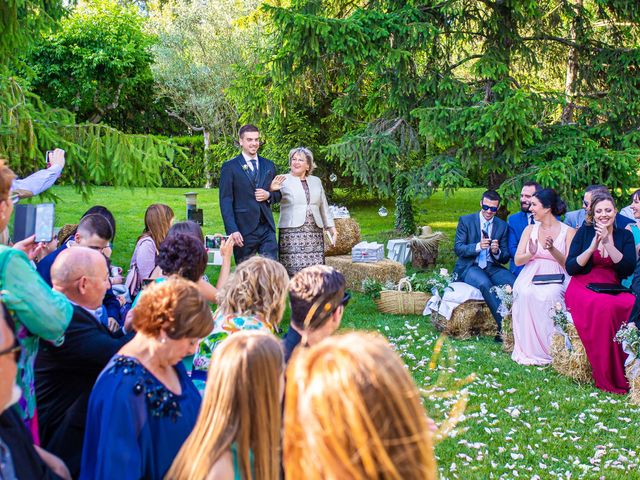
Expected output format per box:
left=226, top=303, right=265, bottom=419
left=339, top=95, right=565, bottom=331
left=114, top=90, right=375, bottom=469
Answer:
left=81, top=206, right=116, bottom=240
left=289, top=266, right=346, bottom=331
left=482, top=190, right=501, bottom=204
left=77, top=214, right=113, bottom=241
left=238, top=124, right=259, bottom=139
left=523, top=181, right=541, bottom=192
left=585, top=184, right=608, bottom=194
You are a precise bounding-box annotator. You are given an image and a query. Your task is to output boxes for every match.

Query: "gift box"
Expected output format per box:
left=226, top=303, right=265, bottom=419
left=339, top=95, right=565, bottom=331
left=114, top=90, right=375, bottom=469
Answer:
left=351, top=241, right=384, bottom=263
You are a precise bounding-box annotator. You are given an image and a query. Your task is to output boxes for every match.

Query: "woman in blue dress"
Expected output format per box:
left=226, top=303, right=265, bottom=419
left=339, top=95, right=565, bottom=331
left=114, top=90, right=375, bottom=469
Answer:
left=80, top=276, right=214, bottom=480
left=167, top=330, right=284, bottom=480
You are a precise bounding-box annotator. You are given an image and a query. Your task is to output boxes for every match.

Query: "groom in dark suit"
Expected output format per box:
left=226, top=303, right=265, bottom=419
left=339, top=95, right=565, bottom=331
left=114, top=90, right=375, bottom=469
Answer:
left=453, top=190, right=516, bottom=340
left=507, top=181, right=541, bottom=276
left=219, top=124, right=282, bottom=263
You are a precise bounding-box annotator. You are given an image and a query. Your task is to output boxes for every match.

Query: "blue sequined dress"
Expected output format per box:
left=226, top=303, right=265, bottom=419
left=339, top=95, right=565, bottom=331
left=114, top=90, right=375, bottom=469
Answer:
left=80, top=355, right=201, bottom=480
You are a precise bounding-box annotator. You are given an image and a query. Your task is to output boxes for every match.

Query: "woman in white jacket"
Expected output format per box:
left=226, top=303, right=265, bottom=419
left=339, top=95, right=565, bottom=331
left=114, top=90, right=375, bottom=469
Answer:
left=270, top=147, right=336, bottom=276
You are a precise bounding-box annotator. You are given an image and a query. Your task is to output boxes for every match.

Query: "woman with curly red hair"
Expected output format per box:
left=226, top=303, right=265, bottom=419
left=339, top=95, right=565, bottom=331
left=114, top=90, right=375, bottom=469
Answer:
left=80, top=277, right=213, bottom=480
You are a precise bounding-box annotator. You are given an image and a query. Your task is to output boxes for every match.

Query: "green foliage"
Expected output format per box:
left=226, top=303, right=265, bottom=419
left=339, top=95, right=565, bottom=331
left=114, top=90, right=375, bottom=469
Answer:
left=27, top=0, right=156, bottom=124
left=0, top=75, right=185, bottom=194
left=251, top=0, right=640, bottom=217
left=161, top=135, right=236, bottom=188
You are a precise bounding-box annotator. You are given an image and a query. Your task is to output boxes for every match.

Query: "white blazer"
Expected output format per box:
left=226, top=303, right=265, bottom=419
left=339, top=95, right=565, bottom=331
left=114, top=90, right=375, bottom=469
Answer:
left=277, top=174, right=334, bottom=229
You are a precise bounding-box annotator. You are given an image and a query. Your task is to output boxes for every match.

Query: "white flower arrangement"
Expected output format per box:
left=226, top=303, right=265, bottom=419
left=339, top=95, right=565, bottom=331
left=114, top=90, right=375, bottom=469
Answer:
left=490, top=284, right=513, bottom=317
left=242, top=164, right=249, bottom=171
left=550, top=302, right=570, bottom=332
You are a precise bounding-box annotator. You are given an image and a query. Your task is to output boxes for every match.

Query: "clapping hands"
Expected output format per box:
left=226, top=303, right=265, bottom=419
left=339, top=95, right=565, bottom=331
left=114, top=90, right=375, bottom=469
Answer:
left=528, top=237, right=538, bottom=255
left=543, top=235, right=554, bottom=250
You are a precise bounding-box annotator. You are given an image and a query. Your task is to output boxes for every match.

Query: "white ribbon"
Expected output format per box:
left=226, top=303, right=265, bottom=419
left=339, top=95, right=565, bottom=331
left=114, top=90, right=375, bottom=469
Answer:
left=621, top=341, right=640, bottom=380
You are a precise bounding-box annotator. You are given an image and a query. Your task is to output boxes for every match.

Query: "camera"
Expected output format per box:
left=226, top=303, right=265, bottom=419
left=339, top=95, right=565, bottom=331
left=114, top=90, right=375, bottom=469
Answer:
left=13, top=203, right=55, bottom=243
left=205, top=235, right=228, bottom=250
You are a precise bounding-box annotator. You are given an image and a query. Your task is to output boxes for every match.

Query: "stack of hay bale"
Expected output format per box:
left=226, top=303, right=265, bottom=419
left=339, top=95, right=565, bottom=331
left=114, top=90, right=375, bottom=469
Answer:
left=431, top=300, right=497, bottom=339
left=324, top=216, right=405, bottom=291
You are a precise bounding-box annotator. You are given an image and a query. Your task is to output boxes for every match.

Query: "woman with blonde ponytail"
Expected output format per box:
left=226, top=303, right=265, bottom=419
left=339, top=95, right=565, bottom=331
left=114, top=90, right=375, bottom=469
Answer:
left=284, top=332, right=437, bottom=480
left=167, top=330, right=284, bottom=480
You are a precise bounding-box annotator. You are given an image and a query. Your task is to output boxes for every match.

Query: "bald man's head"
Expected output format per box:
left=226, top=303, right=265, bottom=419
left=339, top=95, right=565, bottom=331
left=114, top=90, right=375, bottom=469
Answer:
left=51, top=247, right=110, bottom=310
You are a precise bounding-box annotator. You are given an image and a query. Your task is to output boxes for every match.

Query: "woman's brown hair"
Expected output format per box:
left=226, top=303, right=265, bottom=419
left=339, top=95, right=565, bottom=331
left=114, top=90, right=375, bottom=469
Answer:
left=586, top=190, right=616, bottom=226
left=132, top=275, right=212, bottom=339
left=139, top=204, right=174, bottom=250
left=285, top=332, right=437, bottom=480
left=166, top=330, right=283, bottom=480
left=218, top=257, right=289, bottom=330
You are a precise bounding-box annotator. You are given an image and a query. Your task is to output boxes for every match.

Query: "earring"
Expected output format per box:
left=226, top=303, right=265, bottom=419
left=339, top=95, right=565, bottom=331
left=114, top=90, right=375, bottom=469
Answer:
left=160, top=337, right=166, bottom=344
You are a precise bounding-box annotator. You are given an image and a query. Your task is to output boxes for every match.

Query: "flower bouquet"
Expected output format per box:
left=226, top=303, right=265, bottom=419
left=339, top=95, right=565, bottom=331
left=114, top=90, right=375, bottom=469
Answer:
left=490, top=284, right=513, bottom=352
left=614, top=322, right=640, bottom=405
left=550, top=303, right=593, bottom=384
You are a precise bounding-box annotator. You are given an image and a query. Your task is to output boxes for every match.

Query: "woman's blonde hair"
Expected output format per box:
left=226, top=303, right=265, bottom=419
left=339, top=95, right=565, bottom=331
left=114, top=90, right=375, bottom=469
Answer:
left=140, top=203, right=174, bottom=250
left=218, top=257, right=289, bottom=330
left=288, top=147, right=316, bottom=175
left=133, top=275, right=213, bottom=339
left=586, top=190, right=616, bottom=225
left=166, top=330, right=284, bottom=480
left=284, top=332, right=437, bottom=480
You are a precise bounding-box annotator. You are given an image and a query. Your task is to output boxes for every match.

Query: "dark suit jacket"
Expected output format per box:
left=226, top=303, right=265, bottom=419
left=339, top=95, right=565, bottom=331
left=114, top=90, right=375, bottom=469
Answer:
left=454, top=212, right=511, bottom=279
left=507, top=211, right=530, bottom=276
left=565, top=224, right=635, bottom=278
left=35, top=305, right=134, bottom=477
left=219, top=154, right=282, bottom=236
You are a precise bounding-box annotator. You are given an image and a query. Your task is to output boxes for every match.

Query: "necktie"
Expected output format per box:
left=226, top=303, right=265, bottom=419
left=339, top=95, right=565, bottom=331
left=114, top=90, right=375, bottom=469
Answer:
left=250, top=159, right=258, bottom=180
left=529, top=214, right=534, bottom=225
left=479, top=221, right=489, bottom=269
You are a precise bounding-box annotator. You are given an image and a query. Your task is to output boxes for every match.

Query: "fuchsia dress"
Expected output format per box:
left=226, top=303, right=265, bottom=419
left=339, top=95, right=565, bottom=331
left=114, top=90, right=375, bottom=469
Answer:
left=565, top=250, right=633, bottom=394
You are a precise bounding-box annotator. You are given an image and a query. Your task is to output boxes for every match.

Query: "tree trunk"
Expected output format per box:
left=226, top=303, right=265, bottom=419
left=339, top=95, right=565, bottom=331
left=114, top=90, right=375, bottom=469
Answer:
left=394, top=177, right=416, bottom=235
left=562, top=0, right=582, bottom=124
left=203, top=129, right=212, bottom=189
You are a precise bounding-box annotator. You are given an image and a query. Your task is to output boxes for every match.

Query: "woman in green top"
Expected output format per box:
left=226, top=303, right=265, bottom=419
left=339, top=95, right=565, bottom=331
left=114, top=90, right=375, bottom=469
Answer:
left=167, top=330, right=284, bottom=480
left=0, top=159, right=73, bottom=441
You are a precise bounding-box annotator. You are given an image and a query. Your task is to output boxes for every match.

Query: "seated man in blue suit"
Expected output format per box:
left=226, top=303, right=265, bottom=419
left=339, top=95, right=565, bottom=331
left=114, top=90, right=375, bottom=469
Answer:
left=508, top=181, right=541, bottom=276
left=454, top=190, right=516, bottom=341
left=564, top=184, right=634, bottom=229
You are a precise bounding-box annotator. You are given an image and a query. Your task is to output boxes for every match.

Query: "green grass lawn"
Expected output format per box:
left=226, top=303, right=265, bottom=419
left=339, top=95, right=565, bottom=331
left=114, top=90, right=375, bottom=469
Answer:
left=45, top=186, right=640, bottom=479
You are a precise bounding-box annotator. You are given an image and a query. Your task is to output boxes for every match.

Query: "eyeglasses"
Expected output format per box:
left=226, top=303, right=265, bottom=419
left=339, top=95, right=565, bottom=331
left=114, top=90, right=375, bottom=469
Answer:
left=583, top=200, right=589, bottom=208
left=481, top=204, right=498, bottom=212
left=0, top=343, right=21, bottom=363
left=87, top=245, right=109, bottom=253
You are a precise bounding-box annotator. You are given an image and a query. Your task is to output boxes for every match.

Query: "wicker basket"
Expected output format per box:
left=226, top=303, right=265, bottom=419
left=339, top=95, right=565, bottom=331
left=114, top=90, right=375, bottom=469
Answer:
left=375, top=278, right=431, bottom=316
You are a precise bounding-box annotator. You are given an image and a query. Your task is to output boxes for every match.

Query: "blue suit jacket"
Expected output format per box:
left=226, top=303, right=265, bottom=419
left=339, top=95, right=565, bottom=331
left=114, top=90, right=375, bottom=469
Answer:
left=219, top=154, right=282, bottom=237
left=453, top=213, right=511, bottom=279
left=507, top=211, right=529, bottom=276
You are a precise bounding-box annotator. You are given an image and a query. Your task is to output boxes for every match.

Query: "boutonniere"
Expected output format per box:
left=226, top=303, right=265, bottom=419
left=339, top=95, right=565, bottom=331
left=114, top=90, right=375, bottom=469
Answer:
left=242, top=164, right=249, bottom=171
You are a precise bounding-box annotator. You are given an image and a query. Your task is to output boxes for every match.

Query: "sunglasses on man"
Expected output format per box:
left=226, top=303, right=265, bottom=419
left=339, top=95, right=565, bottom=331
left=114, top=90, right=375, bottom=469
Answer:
left=481, top=204, right=498, bottom=212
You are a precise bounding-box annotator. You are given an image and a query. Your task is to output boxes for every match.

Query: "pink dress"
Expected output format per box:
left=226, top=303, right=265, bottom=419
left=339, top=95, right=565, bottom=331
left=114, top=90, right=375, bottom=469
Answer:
left=512, top=223, right=570, bottom=365
left=565, top=250, right=633, bottom=394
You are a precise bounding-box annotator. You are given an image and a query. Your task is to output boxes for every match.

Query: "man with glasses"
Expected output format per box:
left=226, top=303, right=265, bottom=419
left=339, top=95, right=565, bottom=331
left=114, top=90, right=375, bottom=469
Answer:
left=564, top=185, right=633, bottom=229
left=35, top=247, right=134, bottom=478
left=0, top=305, right=72, bottom=480
left=454, top=190, right=515, bottom=341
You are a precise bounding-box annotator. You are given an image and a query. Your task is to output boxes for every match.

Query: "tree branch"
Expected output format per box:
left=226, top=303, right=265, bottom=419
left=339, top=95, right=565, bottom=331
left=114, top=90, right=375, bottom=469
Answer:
left=166, top=110, right=205, bottom=132
left=446, top=54, right=483, bottom=72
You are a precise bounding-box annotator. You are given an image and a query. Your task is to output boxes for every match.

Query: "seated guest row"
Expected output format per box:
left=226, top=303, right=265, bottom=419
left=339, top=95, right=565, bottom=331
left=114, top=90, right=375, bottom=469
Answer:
left=454, top=186, right=639, bottom=395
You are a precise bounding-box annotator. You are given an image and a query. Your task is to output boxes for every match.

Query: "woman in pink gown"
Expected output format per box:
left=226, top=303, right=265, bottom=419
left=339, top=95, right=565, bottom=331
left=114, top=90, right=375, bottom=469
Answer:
left=512, top=189, right=575, bottom=365
left=565, top=191, right=636, bottom=394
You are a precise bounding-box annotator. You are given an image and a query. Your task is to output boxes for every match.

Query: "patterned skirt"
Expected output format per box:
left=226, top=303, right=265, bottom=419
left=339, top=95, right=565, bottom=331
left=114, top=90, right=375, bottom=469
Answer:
left=279, top=212, right=325, bottom=277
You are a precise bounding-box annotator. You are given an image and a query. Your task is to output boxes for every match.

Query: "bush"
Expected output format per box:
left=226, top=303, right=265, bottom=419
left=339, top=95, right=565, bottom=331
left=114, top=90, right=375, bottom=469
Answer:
left=161, top=135, right=236, bottom=188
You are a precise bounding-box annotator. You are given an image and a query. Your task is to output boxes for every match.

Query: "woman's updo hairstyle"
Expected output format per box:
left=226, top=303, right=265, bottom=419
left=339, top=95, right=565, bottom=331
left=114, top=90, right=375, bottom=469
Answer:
left=586, top=190, right=616, bottom=225
left=532, top=188, right=567, bottom=217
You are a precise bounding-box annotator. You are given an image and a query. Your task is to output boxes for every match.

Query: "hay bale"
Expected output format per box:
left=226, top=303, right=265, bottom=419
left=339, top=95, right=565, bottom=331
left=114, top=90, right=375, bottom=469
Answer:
left=431, top=300, right=498, bottom=339
left=325, top=218, right=361, bottom=256
left=550, top=323, right=593, bottom=385
left=325, top=255, right=405, bottom=292
left=627, top=364, right=640, bottom=406
left=502, top=314, right=514, bottom=353
left=375, top=285, right=431, bottom=316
